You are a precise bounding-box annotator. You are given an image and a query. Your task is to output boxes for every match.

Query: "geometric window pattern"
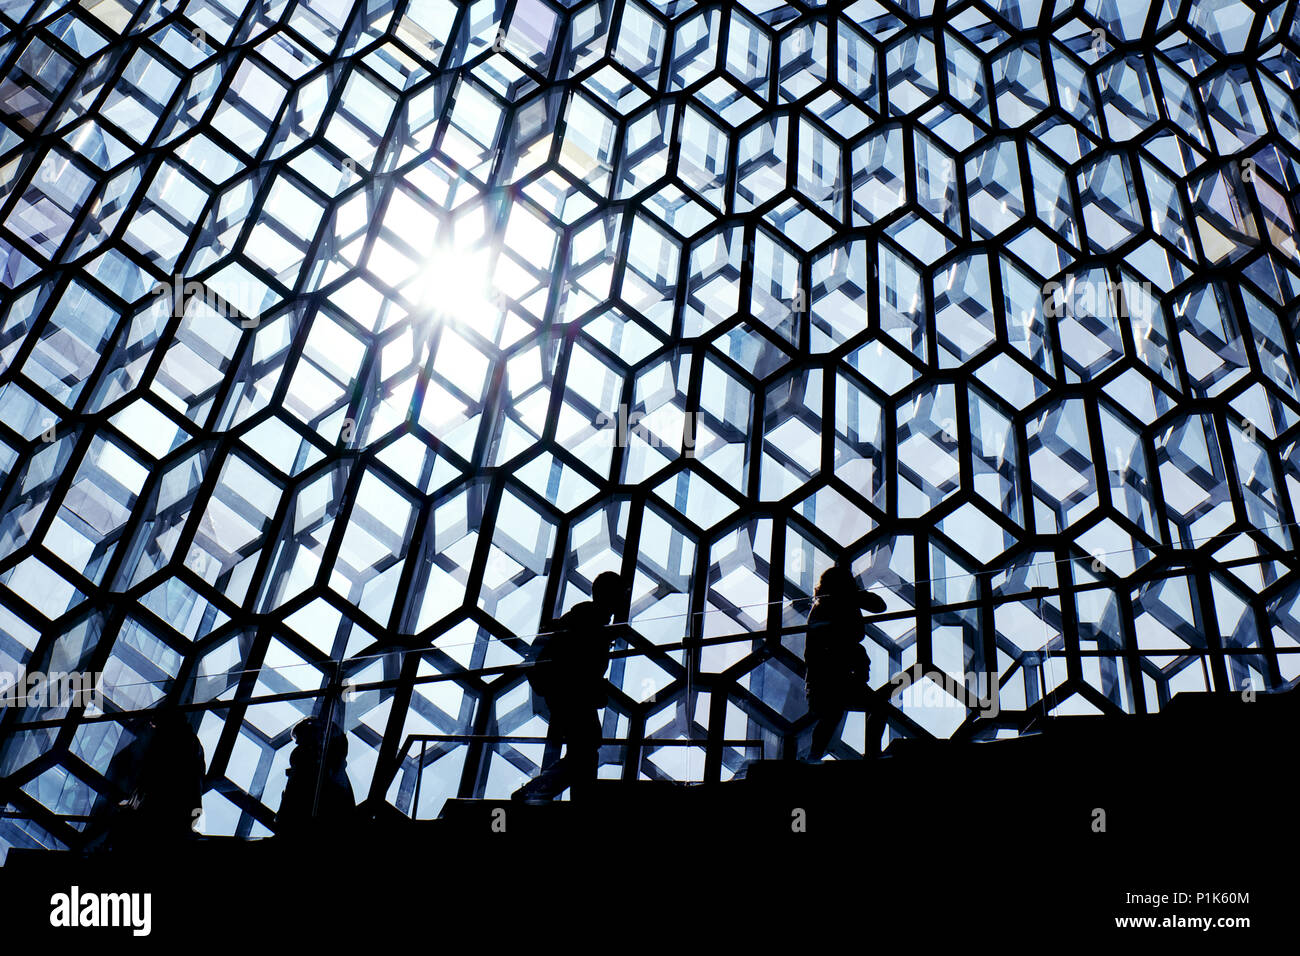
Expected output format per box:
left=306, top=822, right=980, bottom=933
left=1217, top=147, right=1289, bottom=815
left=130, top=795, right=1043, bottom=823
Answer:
left=1, top=0, right=1299, bottom=851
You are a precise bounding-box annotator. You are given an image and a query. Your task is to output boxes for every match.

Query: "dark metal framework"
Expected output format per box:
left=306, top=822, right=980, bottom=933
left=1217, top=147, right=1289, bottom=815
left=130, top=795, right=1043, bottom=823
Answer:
left=0, top=0, right=1298, bottom=851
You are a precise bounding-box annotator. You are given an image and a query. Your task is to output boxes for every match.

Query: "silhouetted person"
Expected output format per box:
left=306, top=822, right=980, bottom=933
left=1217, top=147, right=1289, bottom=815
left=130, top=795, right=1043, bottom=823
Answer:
left=804, top=566, right=888, bottom=762
left=513, top=571, right=626, bottom=803
left=277, top=716, right=355, bottom=834
left=104, top=710, right=205, bottom=850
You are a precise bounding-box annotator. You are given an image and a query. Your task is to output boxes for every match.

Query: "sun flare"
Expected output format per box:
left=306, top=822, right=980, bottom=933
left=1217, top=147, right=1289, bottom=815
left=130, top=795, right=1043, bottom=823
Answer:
left=413, top=245, right=498, bottom=326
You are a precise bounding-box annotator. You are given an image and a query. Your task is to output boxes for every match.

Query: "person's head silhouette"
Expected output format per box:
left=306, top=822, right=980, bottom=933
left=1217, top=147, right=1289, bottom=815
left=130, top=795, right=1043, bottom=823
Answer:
left=815, top=565, right=887, bottom=613
left=814, top=565, right=856, bottom=601
left=292, top=716, right=324, bottom=751
left=591, top=571, right=626, bottom=622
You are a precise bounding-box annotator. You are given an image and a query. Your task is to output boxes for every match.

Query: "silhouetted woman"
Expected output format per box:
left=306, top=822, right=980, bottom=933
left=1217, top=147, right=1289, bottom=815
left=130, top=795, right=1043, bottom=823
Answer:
left=277, top=716, right=356, bottom=834
left=804, top=566, right=886, bottom=761
left=105, top=710, right=206, bottom=850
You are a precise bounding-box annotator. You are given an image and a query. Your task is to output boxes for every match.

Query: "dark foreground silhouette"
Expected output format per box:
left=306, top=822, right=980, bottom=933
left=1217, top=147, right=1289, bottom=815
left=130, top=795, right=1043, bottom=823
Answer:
left=277, top=715, right=356, bottom=834
left=512, top=571, right=626, bottom=803
left=803, top=566, right=888, bottom=761
left=101, top=710, right=205, bottom=851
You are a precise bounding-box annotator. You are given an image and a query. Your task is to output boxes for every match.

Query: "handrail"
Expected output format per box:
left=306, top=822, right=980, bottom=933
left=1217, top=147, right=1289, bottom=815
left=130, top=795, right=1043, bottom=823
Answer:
left=0, top=548, right=1290, bottom=733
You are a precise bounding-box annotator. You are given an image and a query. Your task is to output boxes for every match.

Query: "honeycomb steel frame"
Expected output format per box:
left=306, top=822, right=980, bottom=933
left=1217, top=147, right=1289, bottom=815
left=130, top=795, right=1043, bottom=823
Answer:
left=0, top=0, right=1298, bottom=849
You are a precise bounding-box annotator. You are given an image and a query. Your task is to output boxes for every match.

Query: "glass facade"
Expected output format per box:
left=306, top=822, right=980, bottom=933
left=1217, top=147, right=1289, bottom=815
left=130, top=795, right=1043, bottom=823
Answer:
left=0, top=0, right=1298, bottom=850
